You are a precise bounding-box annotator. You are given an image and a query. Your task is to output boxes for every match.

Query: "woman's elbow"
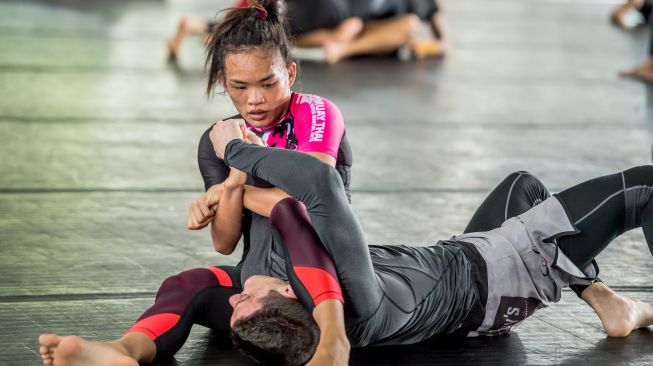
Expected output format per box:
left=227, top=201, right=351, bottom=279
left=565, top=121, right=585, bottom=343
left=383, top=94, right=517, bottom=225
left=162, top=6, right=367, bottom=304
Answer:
left=211, top=235, right=238, bottom=255
left=213, top=241, right=236, bottom=255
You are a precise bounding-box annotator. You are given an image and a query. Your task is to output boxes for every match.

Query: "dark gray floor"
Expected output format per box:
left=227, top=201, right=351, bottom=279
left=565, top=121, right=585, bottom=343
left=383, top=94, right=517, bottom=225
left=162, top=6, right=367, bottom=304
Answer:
left=1, top=0, right=653, bottom=365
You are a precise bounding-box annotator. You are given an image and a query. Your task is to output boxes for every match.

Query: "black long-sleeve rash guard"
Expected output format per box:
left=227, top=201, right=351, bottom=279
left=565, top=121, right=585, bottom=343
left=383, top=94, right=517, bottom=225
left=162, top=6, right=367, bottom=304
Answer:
left=225, top=140, right=482, bottom=347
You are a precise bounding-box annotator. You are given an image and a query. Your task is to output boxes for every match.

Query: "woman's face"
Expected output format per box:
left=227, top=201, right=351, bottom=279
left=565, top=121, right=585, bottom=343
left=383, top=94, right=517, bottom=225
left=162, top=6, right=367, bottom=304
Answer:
left=222, top=48, right=296, bottom=129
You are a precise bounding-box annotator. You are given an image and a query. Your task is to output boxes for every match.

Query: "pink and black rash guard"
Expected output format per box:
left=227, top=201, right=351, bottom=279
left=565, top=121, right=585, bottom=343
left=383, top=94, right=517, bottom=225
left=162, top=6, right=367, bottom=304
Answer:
left=246, top=92, right=344, bottom=159
left=198, top=92, right=352, bottom=201
left=197, top=92, right=352, bottom=276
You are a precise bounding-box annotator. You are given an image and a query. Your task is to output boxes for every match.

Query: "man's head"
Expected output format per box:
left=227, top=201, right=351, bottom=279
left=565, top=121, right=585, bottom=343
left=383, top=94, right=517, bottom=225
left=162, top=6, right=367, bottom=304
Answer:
left=229, top=275, right=319, bottom=365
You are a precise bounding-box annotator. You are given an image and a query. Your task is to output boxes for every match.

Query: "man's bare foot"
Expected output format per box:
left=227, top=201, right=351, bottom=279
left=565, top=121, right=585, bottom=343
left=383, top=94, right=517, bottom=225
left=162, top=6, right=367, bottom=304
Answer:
left=600, top=296, right=653, bottom=337
left=582, top=283, right=653, bottom=337
left=39, top=334, right=138, bottom=366
left=619, top=59, right=653, bottom=83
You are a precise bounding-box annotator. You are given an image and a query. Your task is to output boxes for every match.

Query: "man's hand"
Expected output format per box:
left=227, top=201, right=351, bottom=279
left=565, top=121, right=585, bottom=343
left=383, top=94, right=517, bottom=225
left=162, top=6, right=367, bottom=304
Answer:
left=210, top=119, right=247, bottom=159
left=187, top=193, right=215, bottom=230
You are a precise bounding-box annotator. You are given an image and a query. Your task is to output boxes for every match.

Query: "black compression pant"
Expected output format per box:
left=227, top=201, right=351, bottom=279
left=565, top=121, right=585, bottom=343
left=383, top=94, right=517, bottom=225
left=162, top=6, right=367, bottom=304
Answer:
left=466, top=166, right=653, bottom=272
left=466, top=166, right=653, bottom=296
left=464, top=171, right=550, bottom=234
left=555, top=165, right=653, bottom=268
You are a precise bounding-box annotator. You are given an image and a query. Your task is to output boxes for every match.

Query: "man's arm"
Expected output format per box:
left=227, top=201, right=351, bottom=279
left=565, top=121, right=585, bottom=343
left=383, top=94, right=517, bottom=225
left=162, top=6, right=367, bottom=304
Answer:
left=242, top=152, right=335, bottom=217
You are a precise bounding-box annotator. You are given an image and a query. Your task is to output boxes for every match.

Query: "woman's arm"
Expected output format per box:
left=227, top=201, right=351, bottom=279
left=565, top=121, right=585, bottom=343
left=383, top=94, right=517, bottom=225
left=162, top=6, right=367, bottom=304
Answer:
left=208, top=169, right=246, bottom=254
left=306, top=299, right=350, bottom=366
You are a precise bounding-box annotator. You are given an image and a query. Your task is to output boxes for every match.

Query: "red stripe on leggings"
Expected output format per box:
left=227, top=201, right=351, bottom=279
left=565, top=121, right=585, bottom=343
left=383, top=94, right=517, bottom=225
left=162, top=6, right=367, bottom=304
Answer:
left=294, top=266, right=344, bottom=305
left=207, top=267, right=233, bottom=287
left=126, top=313, right=181, bottom=340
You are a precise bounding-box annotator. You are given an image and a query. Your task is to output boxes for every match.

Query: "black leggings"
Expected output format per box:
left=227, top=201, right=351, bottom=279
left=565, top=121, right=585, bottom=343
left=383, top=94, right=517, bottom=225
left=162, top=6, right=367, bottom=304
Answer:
left=556, top=165, right=653, bottom=267
left=465, top=166, right=653, bottom=295
left=464, top=171, right=551, bottom=234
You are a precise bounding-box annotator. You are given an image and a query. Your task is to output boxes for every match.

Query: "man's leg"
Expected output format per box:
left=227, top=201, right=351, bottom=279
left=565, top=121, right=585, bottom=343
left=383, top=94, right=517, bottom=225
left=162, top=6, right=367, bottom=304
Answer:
left=581, top=282, right=653, bottom=337
left=554, top=166, right=653, bottom=335
left=39, top=266, right=240, bottom=365
left=465, top=171, right=620, bottom=299
left=464, top=171, right=550, bottom=233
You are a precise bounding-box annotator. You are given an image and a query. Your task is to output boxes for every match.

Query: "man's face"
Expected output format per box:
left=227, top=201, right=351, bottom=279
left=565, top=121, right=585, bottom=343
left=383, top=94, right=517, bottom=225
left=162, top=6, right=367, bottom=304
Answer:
left=222, top=48, right=297, bottom=129
left=229, top=275, right=295, bottom=327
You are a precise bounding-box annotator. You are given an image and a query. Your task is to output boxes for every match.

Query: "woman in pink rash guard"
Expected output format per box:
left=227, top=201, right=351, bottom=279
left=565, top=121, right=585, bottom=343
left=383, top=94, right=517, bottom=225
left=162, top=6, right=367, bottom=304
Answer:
left=37, top=2, right=352, bottom=365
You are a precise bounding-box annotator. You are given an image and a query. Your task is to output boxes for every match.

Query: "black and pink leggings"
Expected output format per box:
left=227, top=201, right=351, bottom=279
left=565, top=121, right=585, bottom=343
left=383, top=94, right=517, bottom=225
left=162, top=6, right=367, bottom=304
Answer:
left=126, top=266, right=241, bottom=361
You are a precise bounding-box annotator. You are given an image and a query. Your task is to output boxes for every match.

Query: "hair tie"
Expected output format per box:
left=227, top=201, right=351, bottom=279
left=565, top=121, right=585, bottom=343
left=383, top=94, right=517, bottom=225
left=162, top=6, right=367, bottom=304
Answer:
left=250, top=4, right=268, bottom=20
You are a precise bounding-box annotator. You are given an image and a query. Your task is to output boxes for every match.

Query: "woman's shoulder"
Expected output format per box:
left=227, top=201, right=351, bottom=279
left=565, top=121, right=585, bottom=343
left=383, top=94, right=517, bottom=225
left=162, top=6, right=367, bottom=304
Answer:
left=289, top=92, right=341, bottom=118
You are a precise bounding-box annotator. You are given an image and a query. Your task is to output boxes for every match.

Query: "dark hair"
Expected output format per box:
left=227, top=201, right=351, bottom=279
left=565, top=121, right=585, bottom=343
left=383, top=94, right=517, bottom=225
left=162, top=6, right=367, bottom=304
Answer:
left=205, top=0, right=296, bottom=96
left=231, top=291, right=319, bottom=365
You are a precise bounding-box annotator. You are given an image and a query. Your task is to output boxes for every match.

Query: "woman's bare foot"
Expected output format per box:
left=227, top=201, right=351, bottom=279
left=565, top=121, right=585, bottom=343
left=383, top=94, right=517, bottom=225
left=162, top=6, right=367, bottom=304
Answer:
left=619, top=59, right=653, bottom=83
left=582, top=282, right=653, bottom=337
left=39, top=334, right=138, bottom=366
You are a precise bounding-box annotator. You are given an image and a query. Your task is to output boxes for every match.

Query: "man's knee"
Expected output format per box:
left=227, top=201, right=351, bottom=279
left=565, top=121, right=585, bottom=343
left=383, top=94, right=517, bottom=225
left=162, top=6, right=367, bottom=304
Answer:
left=624, top=165, right=653, bottom=187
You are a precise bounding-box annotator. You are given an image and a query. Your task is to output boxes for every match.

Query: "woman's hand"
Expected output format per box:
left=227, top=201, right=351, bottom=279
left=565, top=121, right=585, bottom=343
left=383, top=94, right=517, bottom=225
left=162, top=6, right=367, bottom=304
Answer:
left=244, top=130, right=266, bottom=147
left=210, top=119, right=247, bottom=159
left=187, top=184, right=224, bottom=230
left=187, top=193, right=215, bottom=230
left=204, top=183, right=224, bottom=207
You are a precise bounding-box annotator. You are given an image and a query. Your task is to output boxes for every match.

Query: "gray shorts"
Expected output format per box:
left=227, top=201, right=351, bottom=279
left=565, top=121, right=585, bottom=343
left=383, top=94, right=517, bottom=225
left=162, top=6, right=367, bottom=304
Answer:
left=453, top=196, right=599, bottom=336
